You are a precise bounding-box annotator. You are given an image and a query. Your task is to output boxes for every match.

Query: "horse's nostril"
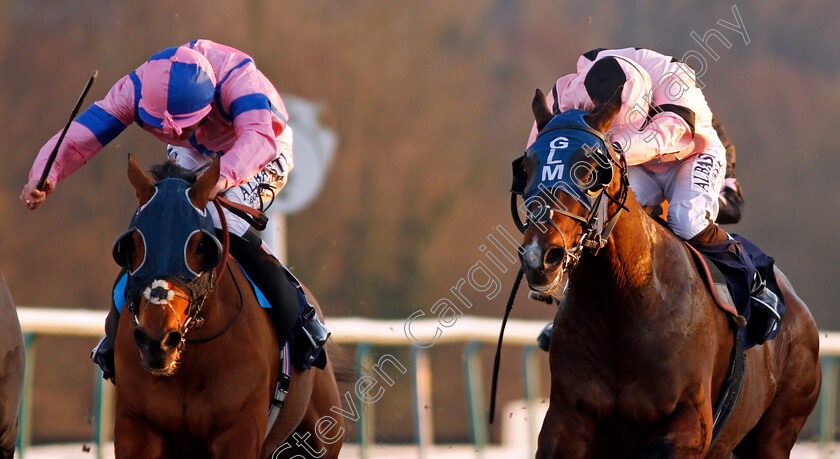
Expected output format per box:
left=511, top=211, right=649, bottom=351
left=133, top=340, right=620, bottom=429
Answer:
left=163, top=331, right=183, bottom=350
left=544, top=247, right=565, bottom=268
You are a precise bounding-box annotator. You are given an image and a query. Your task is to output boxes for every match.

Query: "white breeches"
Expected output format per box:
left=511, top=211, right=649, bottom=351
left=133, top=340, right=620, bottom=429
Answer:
left=628, top=135, right=726, bottom=239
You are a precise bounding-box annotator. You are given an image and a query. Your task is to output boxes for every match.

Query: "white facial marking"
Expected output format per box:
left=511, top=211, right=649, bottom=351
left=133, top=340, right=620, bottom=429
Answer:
left=523, top=240, right=543, bottom=270
left=143, top=280, right=176, bottom=305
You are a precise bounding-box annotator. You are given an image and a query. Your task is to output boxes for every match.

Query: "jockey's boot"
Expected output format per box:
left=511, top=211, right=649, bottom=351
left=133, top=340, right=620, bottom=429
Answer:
left=716, top=178, right=744, bottom=225
left=91, top=335, right=115, bottom=383
left=712, top=116, right=743, bottom=225
left=750, top=271, right=781, bottom=341
left=296, top=303, right=331, bottom=365
left=537, top=322, right=552, bottom=352
left=91, top=275, right=124, bottom=383
left=301, top=304, right=330, bottom=347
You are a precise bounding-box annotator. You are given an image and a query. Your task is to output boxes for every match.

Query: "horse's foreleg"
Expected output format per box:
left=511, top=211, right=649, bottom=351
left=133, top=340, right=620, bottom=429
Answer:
left=208, top=415, right=262, bottom=459
left=641, top=398, right=712, bottom=459
left=536, top=403, right=595, bottom=459
left=113, top=415, right=167, bottom=459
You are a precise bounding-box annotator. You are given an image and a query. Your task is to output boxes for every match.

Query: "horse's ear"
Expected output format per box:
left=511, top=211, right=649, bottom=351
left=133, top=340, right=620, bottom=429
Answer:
left=532, top=89, right=553, bottom=132
left=127, top=154, right=155, bottom=205
left=584, top=85, right=623, bottom=133
left=188, top=156, right=220, bottom=210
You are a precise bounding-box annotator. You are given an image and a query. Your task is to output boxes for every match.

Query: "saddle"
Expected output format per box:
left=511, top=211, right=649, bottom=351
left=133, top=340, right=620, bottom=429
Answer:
left=684, top=243, right=745, bottom=326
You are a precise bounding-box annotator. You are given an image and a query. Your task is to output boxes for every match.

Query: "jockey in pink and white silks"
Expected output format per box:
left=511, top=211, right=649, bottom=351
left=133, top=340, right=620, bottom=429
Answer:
left=21, top=39, right=329, bottom=381
left=531, top=47, right=780, bottom=351
left=527, top=47, right=727, bottom=239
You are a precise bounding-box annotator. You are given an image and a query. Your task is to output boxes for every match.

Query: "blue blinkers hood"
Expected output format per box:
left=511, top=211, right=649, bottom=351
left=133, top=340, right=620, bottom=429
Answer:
left=523, top=109, right=613, bottom=210
left=115, top=178, right=221, bottom=307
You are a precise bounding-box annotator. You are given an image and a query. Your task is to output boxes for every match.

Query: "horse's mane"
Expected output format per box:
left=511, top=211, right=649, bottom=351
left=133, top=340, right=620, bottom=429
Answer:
left=149, top=160, right=199, bottom=184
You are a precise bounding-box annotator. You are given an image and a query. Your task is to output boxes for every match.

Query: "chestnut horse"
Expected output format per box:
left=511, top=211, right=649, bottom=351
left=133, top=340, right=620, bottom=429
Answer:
left=0, top=271, right=24, bottom=459
left=112, top=156, right=342, bottom=458
left=519, top=90, right=821, bottom=458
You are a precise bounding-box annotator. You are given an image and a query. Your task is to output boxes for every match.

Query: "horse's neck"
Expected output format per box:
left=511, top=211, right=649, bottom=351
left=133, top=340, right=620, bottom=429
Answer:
left=575, top=193, right=659, bottom=293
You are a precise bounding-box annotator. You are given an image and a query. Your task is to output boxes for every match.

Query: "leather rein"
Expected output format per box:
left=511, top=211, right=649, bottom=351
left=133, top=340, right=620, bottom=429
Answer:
left=490, top=124, right=631, bottom=424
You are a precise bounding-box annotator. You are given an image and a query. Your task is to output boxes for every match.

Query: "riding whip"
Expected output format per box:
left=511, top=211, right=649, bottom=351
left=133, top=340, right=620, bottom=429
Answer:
left=488, top=266, right=524, bottom=424
left=37, top=70, right=99, bottom=191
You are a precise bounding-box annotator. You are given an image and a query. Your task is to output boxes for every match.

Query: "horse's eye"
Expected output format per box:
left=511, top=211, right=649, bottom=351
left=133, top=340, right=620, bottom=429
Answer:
left=112, top=229, right=145, bottom=272
left=187, top=232, right=221, bottom=274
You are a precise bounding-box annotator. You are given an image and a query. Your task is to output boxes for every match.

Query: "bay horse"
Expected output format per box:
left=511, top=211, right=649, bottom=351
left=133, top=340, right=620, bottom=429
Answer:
left=111, top=156, right=342, bottom=458
left=0, top=271, right=24, bottom=459
left=518, top=90, right=821, bottom=458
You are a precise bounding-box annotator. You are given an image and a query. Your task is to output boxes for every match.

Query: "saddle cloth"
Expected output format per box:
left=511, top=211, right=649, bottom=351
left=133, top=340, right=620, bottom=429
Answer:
left=684, top=243, right=742, bottom=321
left=683, top=237, right=786, bottom=350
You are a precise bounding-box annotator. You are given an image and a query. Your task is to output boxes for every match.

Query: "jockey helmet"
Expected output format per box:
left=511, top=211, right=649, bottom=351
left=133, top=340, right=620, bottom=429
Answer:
left=558, top=55, right=653, bottom=132
left=137, top=47, right=216, bottom=135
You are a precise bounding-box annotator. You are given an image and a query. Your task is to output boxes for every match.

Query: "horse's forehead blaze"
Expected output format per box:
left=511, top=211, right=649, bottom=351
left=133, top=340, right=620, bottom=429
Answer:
left=137, top=280, right=191, bottom=328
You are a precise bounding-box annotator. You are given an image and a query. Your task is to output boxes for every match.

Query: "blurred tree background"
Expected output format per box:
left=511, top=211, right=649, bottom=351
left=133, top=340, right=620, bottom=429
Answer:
left=1, top=0, right=838, bottom=445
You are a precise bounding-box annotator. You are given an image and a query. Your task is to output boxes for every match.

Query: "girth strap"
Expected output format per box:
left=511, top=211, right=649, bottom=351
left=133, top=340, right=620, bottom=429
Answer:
left=709, top=333, right=746, bottom=449
left=265, top=343, right=292, bottom=440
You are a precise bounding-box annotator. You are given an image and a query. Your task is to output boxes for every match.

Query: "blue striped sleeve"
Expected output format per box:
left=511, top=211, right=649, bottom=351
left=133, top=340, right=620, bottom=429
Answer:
left=228, top=93, right=285, bottom=122
left=129, top=71, right=144, bottom=127
left=75, top=104, right=129, bottom=146
left=213, top=58, right=255, bottom=122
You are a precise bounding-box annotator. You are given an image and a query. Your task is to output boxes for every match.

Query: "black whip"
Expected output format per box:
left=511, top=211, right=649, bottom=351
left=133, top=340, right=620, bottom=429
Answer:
left=37, top=70, right=98, bottom=191
left=488, top=266, right=525, bottom=424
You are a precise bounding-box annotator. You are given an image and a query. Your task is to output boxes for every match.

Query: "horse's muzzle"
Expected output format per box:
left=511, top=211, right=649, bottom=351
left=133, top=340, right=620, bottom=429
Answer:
left=520, top=244, right=565, bottom=293
left=134, top=327, right=183, bottom=374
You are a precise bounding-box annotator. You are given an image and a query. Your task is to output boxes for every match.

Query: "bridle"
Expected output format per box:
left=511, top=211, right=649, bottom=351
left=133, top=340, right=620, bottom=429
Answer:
left=491, top=118, right=631, bottom=424
left=511, top=122, right=631, bottom=272
left=126, top=198, right=234, bottom=347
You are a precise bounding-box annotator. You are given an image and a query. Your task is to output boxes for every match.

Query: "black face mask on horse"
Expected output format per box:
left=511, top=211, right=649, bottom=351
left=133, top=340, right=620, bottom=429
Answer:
left=112, top=178, right=223, bottom=319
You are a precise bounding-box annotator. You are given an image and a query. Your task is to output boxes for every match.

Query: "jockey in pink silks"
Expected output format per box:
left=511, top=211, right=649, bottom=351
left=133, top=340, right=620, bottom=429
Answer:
left=530, top=47, right=779, bottom=351
left=21, top=39, right=329, bottom=381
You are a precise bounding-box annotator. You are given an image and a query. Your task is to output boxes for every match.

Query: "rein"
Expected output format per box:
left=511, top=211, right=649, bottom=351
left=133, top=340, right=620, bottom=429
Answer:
left=183, top=198, right=240, bottom=344
left=490, top=122, right=631, bottom=424
left=488, top=266, right=524, bottom=424
left=185, top=262, right=244, bottom=344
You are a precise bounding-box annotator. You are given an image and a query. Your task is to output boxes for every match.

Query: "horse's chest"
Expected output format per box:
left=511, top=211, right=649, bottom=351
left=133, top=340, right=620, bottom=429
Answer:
left=615, top=382, right=686, bottom=423
left=121, top=356, right=271, bottom=437
left=553, top=339, right=690, bottom=425
left=566, top=372, right=684, bottom=425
